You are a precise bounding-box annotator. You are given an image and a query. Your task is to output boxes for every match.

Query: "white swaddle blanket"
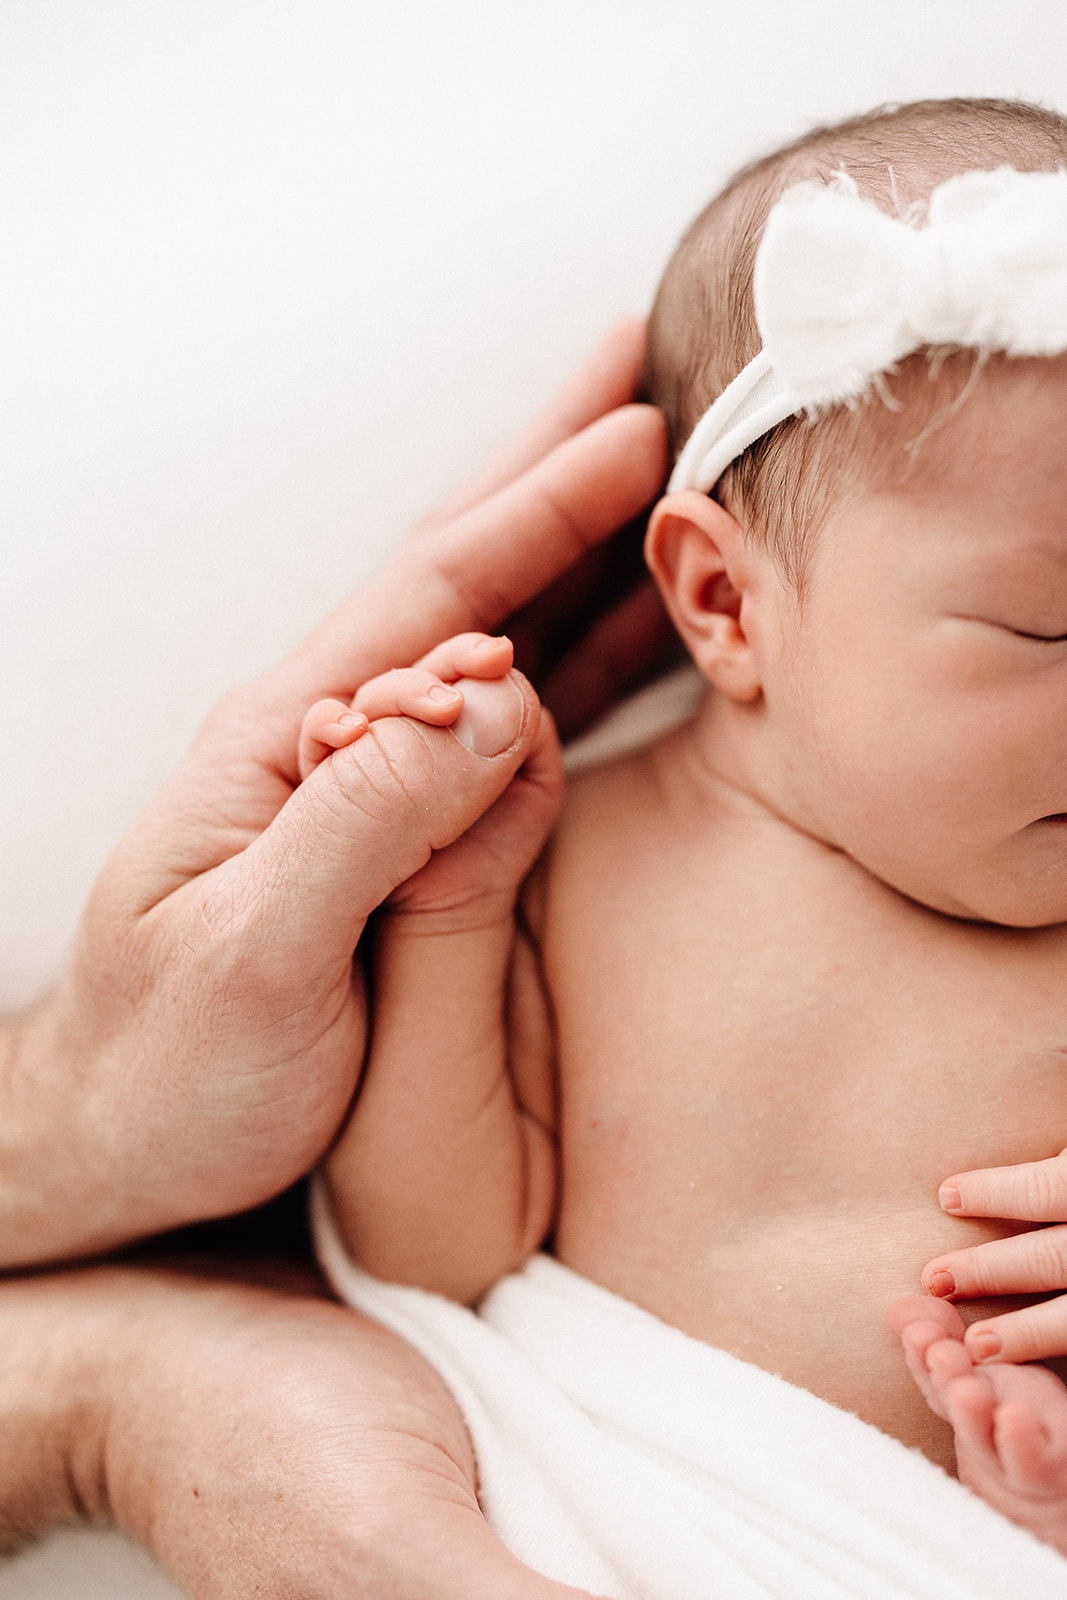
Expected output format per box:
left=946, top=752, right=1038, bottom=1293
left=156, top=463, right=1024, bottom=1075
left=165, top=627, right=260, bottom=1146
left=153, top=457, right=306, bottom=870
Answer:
left=314, top=1188, right=1067, bottom=1600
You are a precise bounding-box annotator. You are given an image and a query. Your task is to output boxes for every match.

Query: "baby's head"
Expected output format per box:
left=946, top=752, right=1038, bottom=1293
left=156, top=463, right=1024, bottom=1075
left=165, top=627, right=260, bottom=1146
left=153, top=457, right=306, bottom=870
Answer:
left=642, top=99, right=1067, bottom=927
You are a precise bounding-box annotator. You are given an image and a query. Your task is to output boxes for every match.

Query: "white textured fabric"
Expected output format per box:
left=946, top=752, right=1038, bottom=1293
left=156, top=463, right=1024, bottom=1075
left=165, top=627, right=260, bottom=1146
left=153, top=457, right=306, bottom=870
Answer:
left=314, top=1185, right=1067, bottom=1600
left=669, top=167, right=1067, bottom=493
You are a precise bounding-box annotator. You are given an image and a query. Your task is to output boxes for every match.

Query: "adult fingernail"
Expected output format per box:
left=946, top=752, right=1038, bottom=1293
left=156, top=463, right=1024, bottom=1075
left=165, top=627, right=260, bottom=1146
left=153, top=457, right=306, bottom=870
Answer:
left=451, top=677, right=525, bottom=757
left=939, top=1184, right=963, bottom=1213
left=925, top=1268, right=956, bottom=1298
left=969, top=1328, right=1001, bottom=1361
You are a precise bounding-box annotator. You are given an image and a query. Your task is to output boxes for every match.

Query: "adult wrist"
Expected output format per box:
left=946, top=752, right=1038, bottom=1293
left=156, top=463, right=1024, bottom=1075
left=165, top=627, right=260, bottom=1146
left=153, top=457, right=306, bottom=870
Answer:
left=0, top=999, right=153, bottom=1267
left=0, top=1269, right=120, bottom=1548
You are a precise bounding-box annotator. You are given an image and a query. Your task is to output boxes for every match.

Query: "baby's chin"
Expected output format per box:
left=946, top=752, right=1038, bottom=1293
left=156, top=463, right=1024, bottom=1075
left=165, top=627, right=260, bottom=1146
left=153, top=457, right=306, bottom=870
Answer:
left=853, top=833, right=1067, bottom=930
left=925, top=883, right=1067, bottom=930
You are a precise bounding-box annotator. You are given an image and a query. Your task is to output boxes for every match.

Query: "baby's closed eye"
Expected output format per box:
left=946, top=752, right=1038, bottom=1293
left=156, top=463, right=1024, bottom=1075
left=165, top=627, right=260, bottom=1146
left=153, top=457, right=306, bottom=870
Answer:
left=952, top=613, right=1067, bottom=644
left=1005, top=625, right=1067, bottom=643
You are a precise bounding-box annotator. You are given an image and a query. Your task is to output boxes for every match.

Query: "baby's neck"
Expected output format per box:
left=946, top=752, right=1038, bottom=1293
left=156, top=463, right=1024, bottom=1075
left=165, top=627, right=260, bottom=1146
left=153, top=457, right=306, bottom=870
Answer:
left=650, top=688, right=809, bottom=841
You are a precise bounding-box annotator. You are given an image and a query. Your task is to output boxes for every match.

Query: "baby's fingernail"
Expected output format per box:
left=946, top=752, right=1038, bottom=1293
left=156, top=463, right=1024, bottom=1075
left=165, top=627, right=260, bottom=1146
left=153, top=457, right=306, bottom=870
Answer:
left=474, top=634, right=508, bottom=651
left=451, top=676, right=525, bottom=757
left=939, top=1184, right=963, bottom=1213
left=969, top=1328, right=1001, bottom=1361
left=427, top=684, right=461, bottom=705
left=338, top=712, right=368, bottom=730
left=925, top=1268, right=956, bottom=1298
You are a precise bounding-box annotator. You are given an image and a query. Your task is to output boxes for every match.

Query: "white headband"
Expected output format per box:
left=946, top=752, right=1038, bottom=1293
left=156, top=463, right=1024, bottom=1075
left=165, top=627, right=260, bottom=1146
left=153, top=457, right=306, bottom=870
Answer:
left=668, top=166, right=1067, bottom=494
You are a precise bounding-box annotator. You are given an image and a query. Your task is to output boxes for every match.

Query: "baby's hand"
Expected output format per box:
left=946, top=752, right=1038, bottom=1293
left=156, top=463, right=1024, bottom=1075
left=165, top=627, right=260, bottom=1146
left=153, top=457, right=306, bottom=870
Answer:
left=301, top=631, right=562, bottom=929
left=298, top=632, right=515, bottom=780
left=921, top=1149, right=1067, bottom=1363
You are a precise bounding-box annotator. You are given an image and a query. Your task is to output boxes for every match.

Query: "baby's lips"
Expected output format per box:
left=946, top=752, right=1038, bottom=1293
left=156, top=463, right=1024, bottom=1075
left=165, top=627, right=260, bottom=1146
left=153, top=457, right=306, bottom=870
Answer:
left=451, top=675, right=526, bottom=758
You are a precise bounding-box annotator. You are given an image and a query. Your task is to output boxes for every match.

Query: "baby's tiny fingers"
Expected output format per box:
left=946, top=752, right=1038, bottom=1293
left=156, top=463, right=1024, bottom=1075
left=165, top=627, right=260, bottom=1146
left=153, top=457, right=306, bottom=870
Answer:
left=351, top=667, right=465, bottom=726
left=298, top=699, right=370, bottom=779
left=963, top=1293, right=1067, bottom=1365
left=923, top=1225, right=1067, bottom=1300
left=416, top=632, right=514, bottom=682
left=939, top=1148, right=1067, bottom=1222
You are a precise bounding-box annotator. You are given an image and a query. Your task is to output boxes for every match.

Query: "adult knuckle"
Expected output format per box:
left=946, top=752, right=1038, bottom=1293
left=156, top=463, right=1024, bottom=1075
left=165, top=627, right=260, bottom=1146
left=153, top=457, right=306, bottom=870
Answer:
left=1025, top=1162, right=1063, bottom=1217
left=326, top=723, right=431, bottom=825
left=429, top=541, right=512, bottom=624
left=963, top=1251, right=1003, bottom=1296
left=1012, top=1313, right=1047, bottom=1361
left=1030, top=1228, right=1067, bottom=1285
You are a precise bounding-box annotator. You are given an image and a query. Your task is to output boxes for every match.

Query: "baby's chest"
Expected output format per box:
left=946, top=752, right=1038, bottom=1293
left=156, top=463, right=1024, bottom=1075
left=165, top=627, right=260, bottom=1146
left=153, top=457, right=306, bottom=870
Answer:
left=553, top=887, right=1067, bottom=1200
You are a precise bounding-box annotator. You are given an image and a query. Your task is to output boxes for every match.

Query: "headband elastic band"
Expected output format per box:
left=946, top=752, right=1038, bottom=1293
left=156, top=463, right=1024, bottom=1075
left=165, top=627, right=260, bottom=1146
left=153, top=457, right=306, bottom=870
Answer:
left=668, top=166, right=1067, bottom=494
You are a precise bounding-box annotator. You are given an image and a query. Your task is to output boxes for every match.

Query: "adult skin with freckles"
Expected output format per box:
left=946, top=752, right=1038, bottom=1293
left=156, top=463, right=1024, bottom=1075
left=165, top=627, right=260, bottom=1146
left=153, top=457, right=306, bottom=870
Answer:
left=0, top=320, right=668, bottom=1268
left=0, top=321, right=666, bottom=1596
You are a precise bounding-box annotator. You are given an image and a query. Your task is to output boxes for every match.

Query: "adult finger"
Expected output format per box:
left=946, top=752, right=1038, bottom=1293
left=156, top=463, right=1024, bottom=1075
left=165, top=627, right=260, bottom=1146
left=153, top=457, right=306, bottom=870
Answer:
left=415, top=319, right=647, bottom=530
left=215, top=672, right=543, bottom=968
left=273, top=402, right=667, bottom=714
left=922, top=1225, right=1067, bottom=1299
left=378, top=1506, right=608, bottom=1600
left=939, top=1149, right=1067, bottom=1222
left=538, top=576, right=679, bottom=738
left=961, top=1294, right=1067, bottom=1365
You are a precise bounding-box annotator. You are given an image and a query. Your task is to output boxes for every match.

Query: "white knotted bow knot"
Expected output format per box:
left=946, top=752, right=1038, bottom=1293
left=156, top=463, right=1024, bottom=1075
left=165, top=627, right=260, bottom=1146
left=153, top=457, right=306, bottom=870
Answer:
left=669, top=166, right=1067, bottom=494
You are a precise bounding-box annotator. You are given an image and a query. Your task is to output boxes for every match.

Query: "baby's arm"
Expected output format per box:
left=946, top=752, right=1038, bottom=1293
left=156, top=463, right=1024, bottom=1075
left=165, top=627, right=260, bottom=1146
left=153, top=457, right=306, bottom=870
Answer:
left=301, top=634, right=564, bottom=1305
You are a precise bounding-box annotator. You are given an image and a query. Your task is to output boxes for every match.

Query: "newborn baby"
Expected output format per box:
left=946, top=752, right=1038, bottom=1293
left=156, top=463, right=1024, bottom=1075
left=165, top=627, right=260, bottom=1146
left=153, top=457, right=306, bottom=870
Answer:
left=306, top=97, right=1067, bottom=1557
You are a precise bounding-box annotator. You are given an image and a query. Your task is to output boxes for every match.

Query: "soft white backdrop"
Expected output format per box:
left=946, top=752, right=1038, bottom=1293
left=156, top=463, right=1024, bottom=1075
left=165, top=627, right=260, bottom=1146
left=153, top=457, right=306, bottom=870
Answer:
left=1, top=1, right=1066, bottom=1590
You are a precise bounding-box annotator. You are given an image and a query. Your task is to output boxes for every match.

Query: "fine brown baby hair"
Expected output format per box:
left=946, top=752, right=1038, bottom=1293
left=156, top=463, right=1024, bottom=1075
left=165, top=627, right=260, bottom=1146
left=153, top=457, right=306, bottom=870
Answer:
left=644, top=98, right=1067, bottom=588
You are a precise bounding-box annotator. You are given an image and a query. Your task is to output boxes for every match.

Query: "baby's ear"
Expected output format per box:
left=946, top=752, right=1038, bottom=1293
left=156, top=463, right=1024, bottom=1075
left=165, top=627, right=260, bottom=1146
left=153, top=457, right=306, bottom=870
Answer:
left=644, top=491, right=763, bottom=703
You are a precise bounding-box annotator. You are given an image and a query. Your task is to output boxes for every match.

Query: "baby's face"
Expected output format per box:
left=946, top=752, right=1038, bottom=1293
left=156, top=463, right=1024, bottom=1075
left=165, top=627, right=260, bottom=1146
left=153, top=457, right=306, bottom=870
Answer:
left=765, top=354, right=1067, bottom=926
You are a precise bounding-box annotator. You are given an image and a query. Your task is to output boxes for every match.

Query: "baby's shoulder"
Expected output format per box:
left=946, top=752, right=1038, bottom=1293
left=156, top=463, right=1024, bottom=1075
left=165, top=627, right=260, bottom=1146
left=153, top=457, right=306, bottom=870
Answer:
left=534, top=743, right=693, bottom=939
left=553, top=748, right=662, bottom=859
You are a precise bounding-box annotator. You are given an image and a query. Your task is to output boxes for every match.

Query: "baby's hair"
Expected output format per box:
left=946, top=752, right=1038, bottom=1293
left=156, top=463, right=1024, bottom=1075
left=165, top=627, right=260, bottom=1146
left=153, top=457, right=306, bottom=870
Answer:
left=645, top=98, right=1067, bottom=587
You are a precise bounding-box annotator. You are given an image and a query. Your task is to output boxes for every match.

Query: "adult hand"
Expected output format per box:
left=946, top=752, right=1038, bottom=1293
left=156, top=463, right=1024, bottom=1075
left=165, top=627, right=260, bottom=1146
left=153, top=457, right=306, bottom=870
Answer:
left=919, top=1148, right=1067, bottom=1363
left=0, top=1261, right=601, bottom=1600
left=3, top=323, right=667, bottom=1264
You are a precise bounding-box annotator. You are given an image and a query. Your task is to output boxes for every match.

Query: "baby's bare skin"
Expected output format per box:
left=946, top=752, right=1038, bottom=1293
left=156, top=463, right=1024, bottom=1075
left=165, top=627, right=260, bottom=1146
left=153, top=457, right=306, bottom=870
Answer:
left=544, top=726, right=1067, bottom=1471
left=326, top=354, right=1067, bottom=1495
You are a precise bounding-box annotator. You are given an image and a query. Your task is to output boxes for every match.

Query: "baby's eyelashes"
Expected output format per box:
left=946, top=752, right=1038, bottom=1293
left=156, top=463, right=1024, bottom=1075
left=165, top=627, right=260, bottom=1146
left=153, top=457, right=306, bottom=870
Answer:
left=1008, top=627, right=1067, bottom=643
left=953, top=614, right=1067, bottom=644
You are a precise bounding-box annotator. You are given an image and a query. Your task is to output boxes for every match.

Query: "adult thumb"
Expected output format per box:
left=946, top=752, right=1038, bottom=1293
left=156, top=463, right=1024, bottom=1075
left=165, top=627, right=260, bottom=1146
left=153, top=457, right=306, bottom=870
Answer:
left=223, top=670, right=541, bottom=963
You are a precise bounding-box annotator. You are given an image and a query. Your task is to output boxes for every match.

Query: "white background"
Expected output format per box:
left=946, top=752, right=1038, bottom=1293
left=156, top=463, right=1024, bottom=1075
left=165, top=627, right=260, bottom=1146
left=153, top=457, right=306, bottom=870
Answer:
left=1, top=2, right=1066, bottom=1588
left=6, top=0, right=1067, bottom=1011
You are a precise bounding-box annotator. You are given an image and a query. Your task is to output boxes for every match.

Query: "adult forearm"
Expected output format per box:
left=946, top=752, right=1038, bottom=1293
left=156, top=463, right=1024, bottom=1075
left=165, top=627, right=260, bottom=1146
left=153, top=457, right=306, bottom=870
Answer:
left=83, top=1263, right=600, bottom=1600
left=0, top=1005, right=128, bottom=1266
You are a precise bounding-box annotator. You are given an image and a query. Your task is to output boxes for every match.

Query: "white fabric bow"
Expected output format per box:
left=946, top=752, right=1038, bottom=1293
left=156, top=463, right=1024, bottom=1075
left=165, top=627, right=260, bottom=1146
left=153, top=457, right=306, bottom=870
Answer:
left=669, top=167, right=1067, bottom=494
